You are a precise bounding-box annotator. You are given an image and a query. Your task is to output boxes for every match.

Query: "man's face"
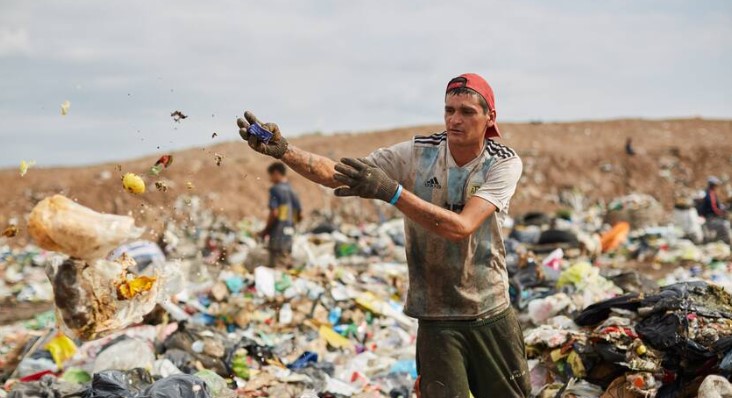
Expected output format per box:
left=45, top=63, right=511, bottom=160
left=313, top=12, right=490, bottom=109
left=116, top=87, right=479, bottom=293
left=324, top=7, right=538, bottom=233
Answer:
left=444, top=93, right=494, bottom=148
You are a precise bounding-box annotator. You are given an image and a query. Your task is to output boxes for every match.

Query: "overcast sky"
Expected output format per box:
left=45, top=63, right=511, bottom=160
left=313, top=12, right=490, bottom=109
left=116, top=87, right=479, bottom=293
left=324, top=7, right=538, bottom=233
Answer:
left=1, top=1, right=731, bottom=167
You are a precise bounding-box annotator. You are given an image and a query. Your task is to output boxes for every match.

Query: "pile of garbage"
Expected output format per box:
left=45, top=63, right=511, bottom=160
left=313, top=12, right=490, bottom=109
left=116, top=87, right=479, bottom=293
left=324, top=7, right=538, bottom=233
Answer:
left=523, top=280, right=732, bottom=397
left=0, top=245, right=54, bottom=305
left=506, top=195, right=732, bottom=397
left=1, top=195, right=417, bottom=397
left=1, top=192, right=731, bottom=397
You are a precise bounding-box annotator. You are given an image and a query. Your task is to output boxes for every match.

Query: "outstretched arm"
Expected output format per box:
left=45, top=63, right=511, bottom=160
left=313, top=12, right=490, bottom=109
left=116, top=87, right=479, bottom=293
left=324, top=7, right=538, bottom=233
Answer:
left=333, top=158, right=497, bottom=242
left=281, top=146, right=340, bottom=189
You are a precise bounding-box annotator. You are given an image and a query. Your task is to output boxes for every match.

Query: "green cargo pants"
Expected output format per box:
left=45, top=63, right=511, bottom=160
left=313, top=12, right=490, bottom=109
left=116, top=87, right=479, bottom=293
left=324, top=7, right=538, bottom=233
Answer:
left=416, top=307, right=531, bottom=398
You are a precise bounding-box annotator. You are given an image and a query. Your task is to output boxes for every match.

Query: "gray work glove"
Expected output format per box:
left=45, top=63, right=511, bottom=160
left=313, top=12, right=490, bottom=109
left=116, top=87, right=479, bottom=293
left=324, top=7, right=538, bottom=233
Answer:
left=334, top=158, right=399, bottom=202
left=236, top=111, right=288, bottom=159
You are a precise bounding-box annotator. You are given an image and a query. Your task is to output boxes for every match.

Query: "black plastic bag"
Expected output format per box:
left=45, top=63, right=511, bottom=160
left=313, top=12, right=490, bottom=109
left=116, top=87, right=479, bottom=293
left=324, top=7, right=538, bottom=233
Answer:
left=537, top=229, right=579, bottom=246
left=574, top=293, right=641, bottom=326
left=636, top=312, right=685, bottom=351
left=641, top=282, right=732, bottom=319
left=81, top=369, right=153, bottom=398
left=81, top=370, right=211, bottom=398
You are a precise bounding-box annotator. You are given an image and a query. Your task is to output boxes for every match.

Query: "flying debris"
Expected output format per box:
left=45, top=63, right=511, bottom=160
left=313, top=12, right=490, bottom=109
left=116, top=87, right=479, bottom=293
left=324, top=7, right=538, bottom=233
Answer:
left=170, top=111, right=188, bottom=123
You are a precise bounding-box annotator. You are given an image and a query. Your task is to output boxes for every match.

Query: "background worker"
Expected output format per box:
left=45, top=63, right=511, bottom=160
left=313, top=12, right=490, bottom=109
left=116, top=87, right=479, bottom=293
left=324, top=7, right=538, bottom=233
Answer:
left=260, top=161, right=302, bottom=268
left=700, top=176, right=730, bottom=244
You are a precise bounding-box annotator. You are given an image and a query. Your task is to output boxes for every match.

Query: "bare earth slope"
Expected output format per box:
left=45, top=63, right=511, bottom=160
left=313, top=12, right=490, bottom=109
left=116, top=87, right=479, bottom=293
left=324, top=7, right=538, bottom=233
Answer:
left=2, top=118, right=731, bottom=244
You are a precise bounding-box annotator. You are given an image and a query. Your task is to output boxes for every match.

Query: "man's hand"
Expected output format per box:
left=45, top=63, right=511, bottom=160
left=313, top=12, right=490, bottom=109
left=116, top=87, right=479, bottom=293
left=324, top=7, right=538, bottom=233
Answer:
left=334, top=158, right=399, bottom=202
left=237, top=111, right=288, bottom=159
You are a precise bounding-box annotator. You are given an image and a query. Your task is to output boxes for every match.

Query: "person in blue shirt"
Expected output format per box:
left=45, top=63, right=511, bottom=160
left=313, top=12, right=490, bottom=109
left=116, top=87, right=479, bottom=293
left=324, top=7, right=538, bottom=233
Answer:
left=700, top=176, right=730, bottom=244
left=260, top=162, right=302, bottom=268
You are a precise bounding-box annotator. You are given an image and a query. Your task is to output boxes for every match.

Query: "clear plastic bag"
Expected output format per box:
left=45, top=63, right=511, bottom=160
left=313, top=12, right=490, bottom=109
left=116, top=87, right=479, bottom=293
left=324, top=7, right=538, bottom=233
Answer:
left=93, top=338, right=155, bottom=373
left=47, top=256, right=184, bottom=341
left=28, top=195, right=142, bottom=262
left=47, top=258, right=160, bottom=341
left=29, top=195, right=182, bottom=341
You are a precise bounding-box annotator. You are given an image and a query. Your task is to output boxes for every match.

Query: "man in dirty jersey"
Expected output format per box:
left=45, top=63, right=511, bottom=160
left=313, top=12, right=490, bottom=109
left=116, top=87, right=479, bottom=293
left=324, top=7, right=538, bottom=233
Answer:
left=238, top=73, right=529, bottom=397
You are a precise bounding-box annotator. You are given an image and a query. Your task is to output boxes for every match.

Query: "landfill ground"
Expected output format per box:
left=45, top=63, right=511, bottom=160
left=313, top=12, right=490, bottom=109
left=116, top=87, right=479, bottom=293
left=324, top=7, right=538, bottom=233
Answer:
left=1, top=118, right=732, bottom=397
left=2, top=118, right=731, bottom=240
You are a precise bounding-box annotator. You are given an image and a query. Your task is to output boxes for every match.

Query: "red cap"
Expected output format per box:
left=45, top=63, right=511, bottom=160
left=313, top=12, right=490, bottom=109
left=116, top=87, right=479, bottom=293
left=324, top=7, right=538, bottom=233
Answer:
left=446, top=73, right=500, bottom=138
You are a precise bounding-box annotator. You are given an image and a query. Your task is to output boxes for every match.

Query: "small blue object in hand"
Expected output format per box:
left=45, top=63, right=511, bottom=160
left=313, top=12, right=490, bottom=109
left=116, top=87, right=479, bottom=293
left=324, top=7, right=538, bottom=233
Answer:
left=249, top=123, right=274, bottom=143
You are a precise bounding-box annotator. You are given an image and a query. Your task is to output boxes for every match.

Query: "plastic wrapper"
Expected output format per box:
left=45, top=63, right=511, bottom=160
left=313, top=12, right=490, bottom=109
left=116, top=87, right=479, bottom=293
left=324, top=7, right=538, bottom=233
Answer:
left=697, top=375, right=732, bottom=398
left=194, top=370, right=232, bottom=397
left=28, top=195, right=142, bottom=262
left=93, top=338, right=155, bottom=373
left=600, top=222, right=630, bottom=252
left=45, top=334, right=77, bottom=368
left=528, top=293, right=573, bottom=325
left=152, top=359, right=183, bottom=378
left=561, top=378, right=604, bottom=397
left=47, top=256, right=177, bottom=341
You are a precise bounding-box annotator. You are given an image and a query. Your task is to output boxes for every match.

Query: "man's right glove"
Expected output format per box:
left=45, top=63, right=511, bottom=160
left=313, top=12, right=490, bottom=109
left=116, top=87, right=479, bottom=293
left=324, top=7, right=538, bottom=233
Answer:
left=334, top=158, right=400, bottom=203
left=236, top=111, right=289, bottom=159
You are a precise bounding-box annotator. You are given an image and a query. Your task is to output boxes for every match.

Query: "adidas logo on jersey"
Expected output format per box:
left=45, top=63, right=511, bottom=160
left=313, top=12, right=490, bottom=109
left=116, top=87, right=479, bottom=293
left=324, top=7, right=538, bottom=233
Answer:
left=424, top=177, right=442, bottom=189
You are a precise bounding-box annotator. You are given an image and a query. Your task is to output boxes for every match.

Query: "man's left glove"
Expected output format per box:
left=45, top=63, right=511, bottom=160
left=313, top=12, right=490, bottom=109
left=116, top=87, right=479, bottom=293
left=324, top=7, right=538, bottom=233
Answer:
left=334, top=158, right=399, bottom=202
left=236, top=111, right=289, bottom=159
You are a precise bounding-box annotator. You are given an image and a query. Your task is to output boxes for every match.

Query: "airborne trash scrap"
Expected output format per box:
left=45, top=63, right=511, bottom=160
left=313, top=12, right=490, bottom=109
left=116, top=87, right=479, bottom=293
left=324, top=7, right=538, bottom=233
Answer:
left=60, top=100, right=70, bottom=116
left=2, top=224, right=18, bottom=238
left=19, top=160, right=35, bottom=177
left=122, top=173, right=146, bottom=194
left=171, top=110, right=188, bottom=123
left=154, top=181, right=168, bottom=192
left=149, top=155, right=174, bottom=176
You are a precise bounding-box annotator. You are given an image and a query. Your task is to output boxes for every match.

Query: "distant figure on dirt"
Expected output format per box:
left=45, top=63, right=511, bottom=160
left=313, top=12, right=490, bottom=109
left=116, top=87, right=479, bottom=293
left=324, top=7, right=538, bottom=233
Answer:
left=625, top=137, right=635, bottom=156
left=260, top=162, right=301, bottom=268
left=238, top=73, right=530, bottom=397
left=700, top=176, right=730, bottom=244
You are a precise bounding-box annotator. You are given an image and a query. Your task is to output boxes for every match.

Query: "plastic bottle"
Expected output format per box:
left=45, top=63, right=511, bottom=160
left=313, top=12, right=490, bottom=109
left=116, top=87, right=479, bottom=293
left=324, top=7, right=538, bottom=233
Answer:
left=279, top=303, right=293, bottom=325
left=328, top=307, right=342, bottom=325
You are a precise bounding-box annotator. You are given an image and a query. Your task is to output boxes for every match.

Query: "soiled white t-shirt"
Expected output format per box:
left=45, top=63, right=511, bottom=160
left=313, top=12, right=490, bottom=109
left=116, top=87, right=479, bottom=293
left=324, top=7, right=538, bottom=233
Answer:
left=366, top=132, right=523, bottom=320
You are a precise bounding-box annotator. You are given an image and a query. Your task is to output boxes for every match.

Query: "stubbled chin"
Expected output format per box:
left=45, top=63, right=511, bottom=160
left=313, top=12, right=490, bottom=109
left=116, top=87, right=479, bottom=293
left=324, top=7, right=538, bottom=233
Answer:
left=447, top=131, right=467, bottom=141
left=447, top=133, right=481, bottom=147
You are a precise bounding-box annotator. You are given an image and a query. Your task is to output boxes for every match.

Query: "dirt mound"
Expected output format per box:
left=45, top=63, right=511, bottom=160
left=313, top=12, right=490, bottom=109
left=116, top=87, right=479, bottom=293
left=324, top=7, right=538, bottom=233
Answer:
left=2, top=118, right=731, bottom=245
